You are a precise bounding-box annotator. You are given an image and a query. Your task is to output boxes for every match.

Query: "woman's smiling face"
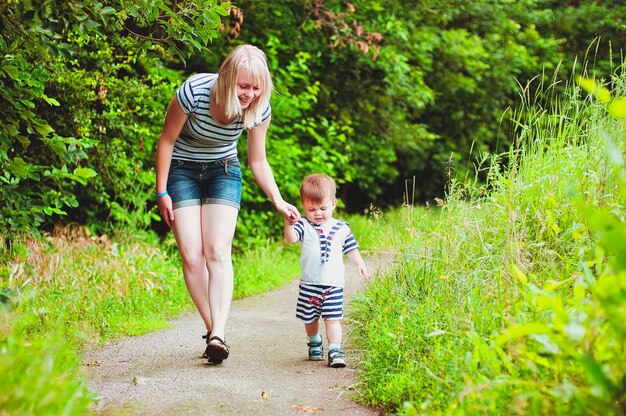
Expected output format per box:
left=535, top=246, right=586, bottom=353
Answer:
left=236, top=73, right=261, bottom=109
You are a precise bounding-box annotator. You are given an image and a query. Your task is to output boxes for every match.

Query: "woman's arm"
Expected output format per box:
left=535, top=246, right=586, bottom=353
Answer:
left=247, top=117, right=300, bottom=221
left=155, top=96, right=189, bottom=228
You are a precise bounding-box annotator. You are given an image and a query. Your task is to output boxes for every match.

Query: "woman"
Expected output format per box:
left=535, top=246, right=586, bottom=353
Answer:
left=155, top=44, right=300, bottom=364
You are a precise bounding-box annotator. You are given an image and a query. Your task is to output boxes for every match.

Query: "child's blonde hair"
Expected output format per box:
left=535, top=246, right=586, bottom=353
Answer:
left=300, top=174, right=337, bottom=204
left=213, top=44, right=273, bottom=129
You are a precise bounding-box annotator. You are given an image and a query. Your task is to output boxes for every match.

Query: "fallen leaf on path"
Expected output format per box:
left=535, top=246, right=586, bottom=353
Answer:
left=132, top=376, right=147, bottom=385
left=82, top=359, right=104, bottom=366
left=290, top=405, right=324, bottom=413
left=261, top=390, right=269, bottom=400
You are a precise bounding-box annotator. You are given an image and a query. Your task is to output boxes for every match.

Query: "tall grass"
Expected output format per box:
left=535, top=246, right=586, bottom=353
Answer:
left=0, top=224, right=301, bottom=414
left=350, top=62, right=626, bottom=415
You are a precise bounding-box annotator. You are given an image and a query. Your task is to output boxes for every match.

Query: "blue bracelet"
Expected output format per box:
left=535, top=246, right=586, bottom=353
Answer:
left=156, top=191, right=168, bottom=198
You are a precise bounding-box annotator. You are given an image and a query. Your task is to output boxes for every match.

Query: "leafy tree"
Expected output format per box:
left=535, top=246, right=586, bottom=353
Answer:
left=0, top=0, right=230, bottom=235
left=2, top=0, right=625, bottom=241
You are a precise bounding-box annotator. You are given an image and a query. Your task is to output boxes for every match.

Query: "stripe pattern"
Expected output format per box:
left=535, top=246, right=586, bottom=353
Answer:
left=296, top=284, right=344, bottom=323
left=294, top=219, right=358, bottom=264
left=308, top=220, right=342, bottom=263
left=173, top=73, right=271, bottom=162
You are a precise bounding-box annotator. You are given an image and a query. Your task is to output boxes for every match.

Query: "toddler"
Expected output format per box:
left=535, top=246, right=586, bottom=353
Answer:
left=284, top=174, right=369, bottom=367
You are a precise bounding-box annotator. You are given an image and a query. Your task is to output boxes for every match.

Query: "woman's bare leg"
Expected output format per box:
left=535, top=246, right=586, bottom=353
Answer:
left=201, top=204, right=238, bottom=343
left=172, top=205, right=213, bottom=332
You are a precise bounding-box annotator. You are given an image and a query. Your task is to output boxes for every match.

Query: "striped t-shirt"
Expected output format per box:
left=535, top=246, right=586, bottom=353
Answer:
left=173, top=73, right=271, bottom=162
left=292, top=218, right=359, bottom=287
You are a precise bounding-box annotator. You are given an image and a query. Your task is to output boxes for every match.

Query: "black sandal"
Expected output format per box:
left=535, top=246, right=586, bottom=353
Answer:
left=202, top=331, right=211, bottom=359
left=205, top=336, right=229, bottom=364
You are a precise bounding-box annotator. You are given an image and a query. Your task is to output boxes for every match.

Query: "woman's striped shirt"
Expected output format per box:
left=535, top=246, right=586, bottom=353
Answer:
left=173, top=73, right=271, bottom=162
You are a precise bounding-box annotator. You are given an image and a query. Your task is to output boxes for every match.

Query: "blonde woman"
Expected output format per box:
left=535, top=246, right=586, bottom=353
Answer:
left=155, top=44, right=300, bottom=364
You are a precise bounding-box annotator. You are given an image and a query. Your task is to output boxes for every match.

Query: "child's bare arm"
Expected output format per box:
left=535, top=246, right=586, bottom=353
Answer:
left=346, top=249, right=369, bottom=282
left=284, top=220, right=299, bottom=244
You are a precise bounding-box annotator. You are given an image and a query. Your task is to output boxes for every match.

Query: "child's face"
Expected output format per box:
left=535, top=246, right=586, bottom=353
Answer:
left=302, top=197, right=336, bottom=225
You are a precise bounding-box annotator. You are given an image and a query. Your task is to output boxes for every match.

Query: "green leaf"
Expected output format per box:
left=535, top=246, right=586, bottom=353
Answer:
left=43, top=207, right=66, bottom=215
left=202, top=10, right=221, bottom=27
left=42, top=95, right=60, bottom=106
left=33, top=121, right=55, bottom=137
left=100, top=6, right=116, bottom=15
left=577, top=77, right=611, bottom=104
left=215, top=4, right=232, bottom=16
left=68, top=167, right=98, bottom=185
left=0, top=65, right=19, bottom=80
left=583, top=206, right=626, bottom=270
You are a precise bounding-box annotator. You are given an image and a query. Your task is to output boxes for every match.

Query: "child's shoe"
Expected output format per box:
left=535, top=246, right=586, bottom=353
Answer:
left=307, top=337, right=324, bottom=361
left=328, top=348, right=346, bottom=368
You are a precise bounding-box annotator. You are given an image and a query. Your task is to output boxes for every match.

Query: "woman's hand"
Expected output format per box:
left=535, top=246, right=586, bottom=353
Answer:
left=275, top=200, right=300, bottom=224
left=157, top=195, right=175, bottom=228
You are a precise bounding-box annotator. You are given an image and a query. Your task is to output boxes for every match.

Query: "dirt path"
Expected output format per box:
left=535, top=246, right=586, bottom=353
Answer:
left=84, top=256, right=389, bottom=415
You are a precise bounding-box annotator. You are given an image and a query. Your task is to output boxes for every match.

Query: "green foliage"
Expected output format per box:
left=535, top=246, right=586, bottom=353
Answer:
left=0, top=227, right=191, bottom=414
left=3, top=0, right=626, bottom=252
left=0, top=224, right=308, bottom=412
left=202, top=0, right=626, bottom=211
left=0, top=0, right=229, bottom=236
left=532, top=0, right=626, bottom=76
left=2, top=227, right=193, bottom=339
left=117, top=0, right=232, bottom=62
left=0, top=327, right=93, bottom=415
left=0, top=35, right=97, bottom=233
left=350, top=62, right=626, bottom=414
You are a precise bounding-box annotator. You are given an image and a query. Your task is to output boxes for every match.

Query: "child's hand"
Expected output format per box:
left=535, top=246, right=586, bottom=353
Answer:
left=285, top=214, right=298, bottom=225
left=358, top=266, right=370, bottom=283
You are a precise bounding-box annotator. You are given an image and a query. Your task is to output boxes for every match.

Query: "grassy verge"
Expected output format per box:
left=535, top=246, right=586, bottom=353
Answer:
left=0, top=225, right=301, bottom=415
left=349, top=64, right=626, bottom=415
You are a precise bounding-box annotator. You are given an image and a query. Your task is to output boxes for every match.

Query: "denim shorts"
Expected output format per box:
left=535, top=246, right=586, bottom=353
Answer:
left=167, top=157, right=242, bottom=210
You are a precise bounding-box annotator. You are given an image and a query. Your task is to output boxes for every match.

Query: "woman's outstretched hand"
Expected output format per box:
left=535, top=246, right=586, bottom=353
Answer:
left=275, top=200, right=300, bottom=225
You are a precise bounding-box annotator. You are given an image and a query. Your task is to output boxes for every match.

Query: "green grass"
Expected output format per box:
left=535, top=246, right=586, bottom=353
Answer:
left=0, top=224, right=304, bottom=415
left=349, top=64, right=626, bottom=415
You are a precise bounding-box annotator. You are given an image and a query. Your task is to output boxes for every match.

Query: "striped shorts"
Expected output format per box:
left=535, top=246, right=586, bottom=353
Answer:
left=296, top=284, right=344, bottom=323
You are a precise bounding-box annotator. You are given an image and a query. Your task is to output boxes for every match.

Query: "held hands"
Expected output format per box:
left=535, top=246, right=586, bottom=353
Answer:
left=275, top=200, right=300, bottom=225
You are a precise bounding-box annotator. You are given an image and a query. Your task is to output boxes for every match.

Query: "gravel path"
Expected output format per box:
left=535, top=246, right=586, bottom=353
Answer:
left=84, top=257, right=388, bottom=415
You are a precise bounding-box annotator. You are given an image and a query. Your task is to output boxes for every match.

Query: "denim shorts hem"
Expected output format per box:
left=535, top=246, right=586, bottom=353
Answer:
left=173, top=199, right=202, bottom=209
left=172, top=199, right=240, bottom=210
left=202, top=198, right=240, bottom=210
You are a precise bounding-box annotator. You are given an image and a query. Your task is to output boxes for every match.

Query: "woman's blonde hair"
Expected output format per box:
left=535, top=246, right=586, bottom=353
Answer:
left=213, top=44, right=273, bottom=129
left=300, top=174, right=337, bottom=204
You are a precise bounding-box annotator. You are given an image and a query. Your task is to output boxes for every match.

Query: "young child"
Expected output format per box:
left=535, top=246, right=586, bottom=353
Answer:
left=284, top=174, right=369, bottom=368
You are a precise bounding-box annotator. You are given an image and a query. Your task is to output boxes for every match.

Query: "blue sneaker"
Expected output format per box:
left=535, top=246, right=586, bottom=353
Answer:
left=328, top=349, right=346, bottom=368
left=307, top=337, right=324, bottom=361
